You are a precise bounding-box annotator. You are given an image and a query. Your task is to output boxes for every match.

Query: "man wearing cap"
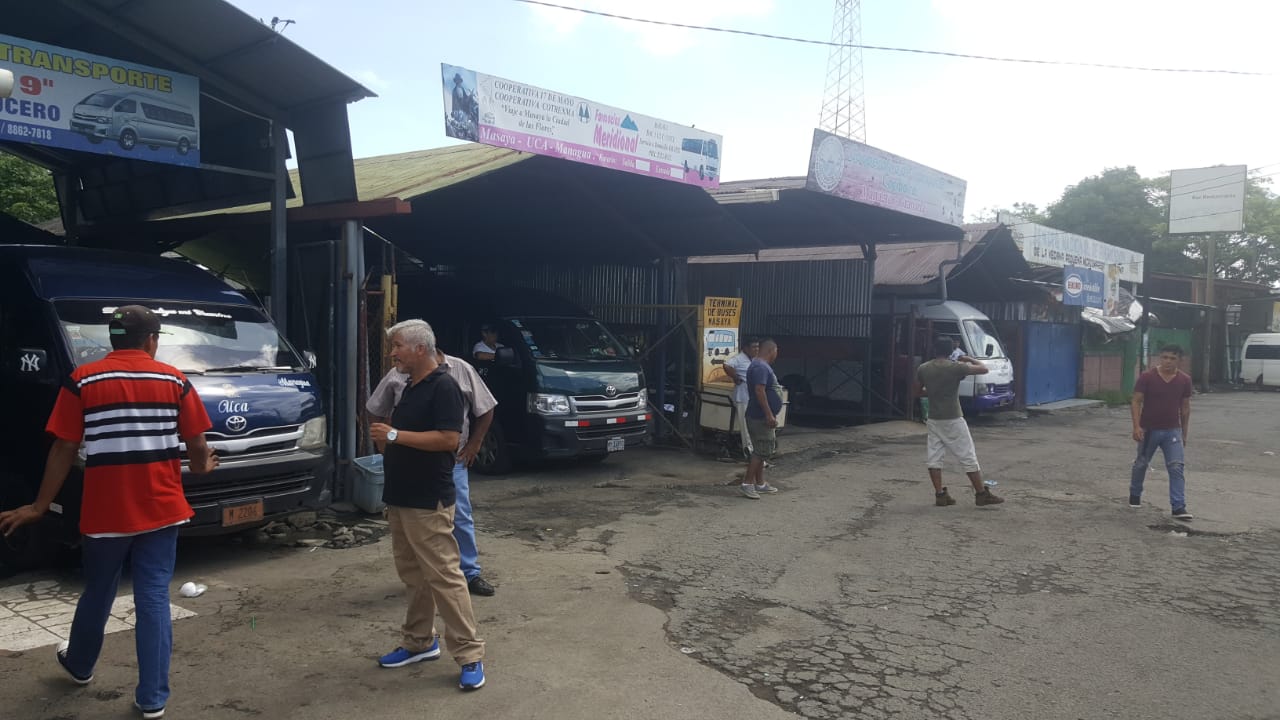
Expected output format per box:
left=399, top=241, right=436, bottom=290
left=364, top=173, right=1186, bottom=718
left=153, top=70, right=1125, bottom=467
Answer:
left=472, top=325, right=503, bottom=363
left=0, top=305, right=219, bottom=719
left=368, top=345, right=499, bottom=597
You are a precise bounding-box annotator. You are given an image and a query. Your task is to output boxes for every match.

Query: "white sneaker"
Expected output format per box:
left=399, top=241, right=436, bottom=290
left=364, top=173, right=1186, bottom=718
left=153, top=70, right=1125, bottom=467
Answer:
left=754, top=484, right=779, bottom=494
left=739, top=484, right=761, bottom=500
left=134, top=701, right=165, bottom=719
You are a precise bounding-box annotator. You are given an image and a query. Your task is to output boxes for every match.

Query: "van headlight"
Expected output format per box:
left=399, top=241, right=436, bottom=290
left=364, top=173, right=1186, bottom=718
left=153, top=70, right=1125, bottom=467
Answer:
left=975, top=382, right=989, bottom=395
left=529, top=393, right=571, bottom=415
left=300, top=416, right=327, bottom=449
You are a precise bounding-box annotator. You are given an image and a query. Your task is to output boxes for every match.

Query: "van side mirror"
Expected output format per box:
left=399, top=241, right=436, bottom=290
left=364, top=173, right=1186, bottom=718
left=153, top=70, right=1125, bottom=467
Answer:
left=303, top=350, right=318, bottom=370
left=495, top=346, right=519, bottom=367
left=985, top=343, right=995, bottom=357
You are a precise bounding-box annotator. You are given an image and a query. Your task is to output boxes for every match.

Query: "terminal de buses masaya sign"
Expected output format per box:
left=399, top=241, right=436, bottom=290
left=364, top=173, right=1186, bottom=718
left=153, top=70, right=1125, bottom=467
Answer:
left=0, top=33, right=201, bottom=167
left=441, top=63, right=723, bottom=189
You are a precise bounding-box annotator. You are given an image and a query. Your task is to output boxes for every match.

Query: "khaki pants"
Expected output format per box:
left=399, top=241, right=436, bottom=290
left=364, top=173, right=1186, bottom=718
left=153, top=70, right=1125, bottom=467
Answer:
left=387, top=504, right=485, bottom=665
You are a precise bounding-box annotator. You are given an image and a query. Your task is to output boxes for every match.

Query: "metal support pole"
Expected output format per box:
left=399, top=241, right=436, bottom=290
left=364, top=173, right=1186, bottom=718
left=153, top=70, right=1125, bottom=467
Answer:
left=1203, top=236, right=1216, bottom=388
left=335, top=221, right=363, bottom=476
left=270, top=121, right=289, bottom=335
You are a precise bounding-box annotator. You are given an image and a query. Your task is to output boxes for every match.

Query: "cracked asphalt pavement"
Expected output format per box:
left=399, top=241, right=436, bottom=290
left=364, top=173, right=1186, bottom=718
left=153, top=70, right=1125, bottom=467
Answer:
left=3, top=392, right=1278, bottom=719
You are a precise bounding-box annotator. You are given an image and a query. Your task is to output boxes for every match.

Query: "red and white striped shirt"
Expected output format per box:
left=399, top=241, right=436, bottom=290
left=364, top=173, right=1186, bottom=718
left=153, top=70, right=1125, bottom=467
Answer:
left=46, top=350, right=211, bottom=536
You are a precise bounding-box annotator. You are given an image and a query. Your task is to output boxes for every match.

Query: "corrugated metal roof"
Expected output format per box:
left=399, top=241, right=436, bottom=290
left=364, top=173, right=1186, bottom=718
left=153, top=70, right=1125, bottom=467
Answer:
left=179, top=145, right=530, bottom=216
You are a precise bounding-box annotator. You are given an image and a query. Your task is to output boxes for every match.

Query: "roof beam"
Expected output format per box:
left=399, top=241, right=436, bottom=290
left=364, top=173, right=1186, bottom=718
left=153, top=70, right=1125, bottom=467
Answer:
left=54, top=0, right=290, bottom=121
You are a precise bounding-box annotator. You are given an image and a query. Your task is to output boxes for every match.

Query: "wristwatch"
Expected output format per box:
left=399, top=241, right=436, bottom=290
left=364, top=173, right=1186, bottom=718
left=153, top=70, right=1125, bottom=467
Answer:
left=386, top=428, right=399, bottom=444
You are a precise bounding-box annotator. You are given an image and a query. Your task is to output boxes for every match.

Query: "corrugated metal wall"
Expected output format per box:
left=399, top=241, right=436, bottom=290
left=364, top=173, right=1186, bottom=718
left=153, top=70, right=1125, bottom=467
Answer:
left=452, top=263, right=680, bottom=327
left=687, top=259, right=873, bottom=337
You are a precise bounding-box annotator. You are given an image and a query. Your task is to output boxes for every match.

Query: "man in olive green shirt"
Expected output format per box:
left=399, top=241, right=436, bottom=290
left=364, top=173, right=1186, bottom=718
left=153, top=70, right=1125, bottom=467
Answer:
left=915, top=336, right=1005, bottom=508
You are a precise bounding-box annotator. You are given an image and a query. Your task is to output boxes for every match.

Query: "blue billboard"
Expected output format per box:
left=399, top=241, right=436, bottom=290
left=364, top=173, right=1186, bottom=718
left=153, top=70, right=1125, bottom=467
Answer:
left=1063, top=266, right=1104, bottom=309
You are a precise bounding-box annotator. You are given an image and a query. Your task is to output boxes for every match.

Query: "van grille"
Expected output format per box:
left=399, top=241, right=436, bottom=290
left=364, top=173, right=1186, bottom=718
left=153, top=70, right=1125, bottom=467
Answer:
left=576, top=424, right=648, bottom=441
left=572, top=392, right=644, bottom=413
left=185, top=472, right=313, bottom=505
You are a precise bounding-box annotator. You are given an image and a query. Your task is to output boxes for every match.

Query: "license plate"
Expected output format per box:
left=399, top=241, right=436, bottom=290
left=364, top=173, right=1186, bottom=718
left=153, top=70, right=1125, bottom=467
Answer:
left=221, top=500, right=264, bottom=527
left=606, top=437, right=625, bottom=453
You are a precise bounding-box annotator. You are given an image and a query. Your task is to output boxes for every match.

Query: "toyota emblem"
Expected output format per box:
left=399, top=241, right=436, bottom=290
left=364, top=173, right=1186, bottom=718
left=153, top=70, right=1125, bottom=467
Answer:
left=225, top=415, right=248, bottom=433
left=604, top=385, right=618, bottom=398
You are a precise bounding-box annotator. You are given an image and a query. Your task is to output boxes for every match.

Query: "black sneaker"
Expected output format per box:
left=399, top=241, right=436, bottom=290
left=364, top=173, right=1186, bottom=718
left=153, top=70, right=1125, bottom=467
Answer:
left=1129, top=495, right=1141, bottom=508
left=55, top=641, right=93, bottom=685
left=1172, top=508, right=1193, bottom=520
left=468, top=575, right=496, bottom=597
left=935, top=489, right=957, bottom=507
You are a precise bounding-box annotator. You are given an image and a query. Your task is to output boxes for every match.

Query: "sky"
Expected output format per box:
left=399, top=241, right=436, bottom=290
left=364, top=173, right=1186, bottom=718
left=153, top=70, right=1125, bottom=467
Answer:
left=229, top=0, right=1279, bottom=220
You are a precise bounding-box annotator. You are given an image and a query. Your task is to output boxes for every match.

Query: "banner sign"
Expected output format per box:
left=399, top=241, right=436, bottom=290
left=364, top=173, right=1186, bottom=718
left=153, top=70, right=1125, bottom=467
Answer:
left=700, top=297, right=742, bottom=387
left=442, top=63, right=722, bottom=188
left=0, top=34, right=201, bottom=166
left=1169, top=165, right=1246, bottom=235
left=805, top=128, right=967, bottom=227
left=1002, top=212, right=1145, bottom=284
left=1063, top=266, right=1104, bottom=309
left=1104, top=264, right=1122, bottom=316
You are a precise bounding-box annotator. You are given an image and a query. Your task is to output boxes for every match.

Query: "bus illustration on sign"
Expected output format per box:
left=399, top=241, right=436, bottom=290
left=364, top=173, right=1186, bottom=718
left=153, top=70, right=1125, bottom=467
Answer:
left=70, top=90, right=199, bottom=155
left=681, top=137, right=720, bottom=182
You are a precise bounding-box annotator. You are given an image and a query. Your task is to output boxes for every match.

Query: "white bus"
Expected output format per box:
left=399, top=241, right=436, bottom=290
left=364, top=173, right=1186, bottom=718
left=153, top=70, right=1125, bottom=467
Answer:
left=1241, top=333, right=1280, bottom=388
left=71, top=90, right=198, bottom=155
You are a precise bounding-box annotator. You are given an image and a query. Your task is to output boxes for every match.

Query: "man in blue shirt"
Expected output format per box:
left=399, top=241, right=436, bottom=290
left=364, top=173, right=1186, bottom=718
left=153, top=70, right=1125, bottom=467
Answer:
left=741, top=339, right=783, bottom=499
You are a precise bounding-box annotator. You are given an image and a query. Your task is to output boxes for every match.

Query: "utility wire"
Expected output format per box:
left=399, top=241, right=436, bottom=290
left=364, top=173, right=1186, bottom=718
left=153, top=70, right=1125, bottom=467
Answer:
left=513, top=0, right=1273, bottom=77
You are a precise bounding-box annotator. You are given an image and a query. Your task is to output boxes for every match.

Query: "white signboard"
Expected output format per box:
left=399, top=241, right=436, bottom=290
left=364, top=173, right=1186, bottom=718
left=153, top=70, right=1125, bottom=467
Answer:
left=0, top=33, right=201, bottom=167
left=805, top=129, right=966, bottom=227
left=441, top=64, right=722, bottom=188
left=1169, top=165, right=1247, bottom=234
left=1001, top=212, right=1145, bottom=284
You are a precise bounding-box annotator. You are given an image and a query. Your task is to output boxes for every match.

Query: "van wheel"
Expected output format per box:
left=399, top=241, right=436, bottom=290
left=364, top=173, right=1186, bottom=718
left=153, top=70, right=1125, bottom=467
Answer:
left=177, top=138, right=191, bottom=155
left=473, top=423, right=512, bottom=475
left=119, top=129, right=137, bottom=151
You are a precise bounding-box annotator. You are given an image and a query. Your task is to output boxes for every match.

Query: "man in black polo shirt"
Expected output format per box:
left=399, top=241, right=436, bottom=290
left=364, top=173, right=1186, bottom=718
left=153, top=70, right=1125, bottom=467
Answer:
left=369, top=319, right=487, bottom=691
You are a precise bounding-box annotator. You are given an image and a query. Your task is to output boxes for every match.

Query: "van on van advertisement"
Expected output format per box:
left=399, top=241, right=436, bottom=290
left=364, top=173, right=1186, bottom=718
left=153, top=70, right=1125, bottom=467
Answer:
left=0, top=33, right=200, bottom=167
left=441, top=63, right=722, bottom=188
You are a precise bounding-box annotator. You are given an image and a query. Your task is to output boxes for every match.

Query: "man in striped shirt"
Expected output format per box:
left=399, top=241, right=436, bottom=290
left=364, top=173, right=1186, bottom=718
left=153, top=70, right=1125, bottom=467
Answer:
left=0, top=305, right=218, bottom=719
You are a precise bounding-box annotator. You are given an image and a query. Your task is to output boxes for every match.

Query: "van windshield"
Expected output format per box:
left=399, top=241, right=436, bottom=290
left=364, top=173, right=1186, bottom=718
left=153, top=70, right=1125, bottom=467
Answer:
left=963, top=319, right=1006, bottom=359
left=81, top=93, right=122, bottom=108
left=509, top=317, right=627, bottom=361
left=55, top=300, right=305, bottom=373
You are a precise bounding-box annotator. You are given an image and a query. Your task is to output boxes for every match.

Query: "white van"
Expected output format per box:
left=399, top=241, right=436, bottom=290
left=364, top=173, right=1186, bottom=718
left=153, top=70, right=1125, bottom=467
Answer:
left=913, top=300, right=1016, bottom=412
left=1241, top=333, right=1280, bottom=388
left=70, top=91, right=198, bottom=155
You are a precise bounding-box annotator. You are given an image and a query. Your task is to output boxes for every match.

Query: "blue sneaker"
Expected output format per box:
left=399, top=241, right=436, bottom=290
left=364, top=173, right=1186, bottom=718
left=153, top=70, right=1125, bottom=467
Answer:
left=459, top=661, right=486, bottom=691
left=55, top=641, right=93, bottom=685
left=378, top=639, right=441, bottom=668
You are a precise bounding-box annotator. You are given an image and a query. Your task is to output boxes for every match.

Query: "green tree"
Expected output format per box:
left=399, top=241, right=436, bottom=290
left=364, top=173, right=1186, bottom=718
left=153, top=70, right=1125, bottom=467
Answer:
left=0, top=153, right=59, bottom=224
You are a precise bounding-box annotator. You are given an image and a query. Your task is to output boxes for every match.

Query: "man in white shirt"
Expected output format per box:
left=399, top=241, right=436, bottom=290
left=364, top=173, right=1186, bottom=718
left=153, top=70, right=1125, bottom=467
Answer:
left=368, top=350, right=499, bottom=596
left=472, top=324, right=502, bottom=363
left=721, top=337, right=760, bottom=459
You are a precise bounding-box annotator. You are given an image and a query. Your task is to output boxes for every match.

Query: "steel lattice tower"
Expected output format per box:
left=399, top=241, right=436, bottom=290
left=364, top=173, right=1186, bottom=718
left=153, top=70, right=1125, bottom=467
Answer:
left=818, top=0, right=866, bottom=142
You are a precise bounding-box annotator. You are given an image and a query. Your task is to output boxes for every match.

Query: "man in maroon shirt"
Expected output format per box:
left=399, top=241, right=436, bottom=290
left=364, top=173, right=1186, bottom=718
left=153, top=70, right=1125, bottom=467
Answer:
left=1130, top=344, right=1193, bottom=520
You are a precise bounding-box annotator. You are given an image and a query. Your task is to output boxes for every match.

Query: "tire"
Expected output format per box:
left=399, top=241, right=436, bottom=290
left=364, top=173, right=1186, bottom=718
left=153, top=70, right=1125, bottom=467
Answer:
left=473, top=422, right=512, bottom=475
left=177, top=137, right=191, bottom=155
left=118, top=129, right=137, bottom=151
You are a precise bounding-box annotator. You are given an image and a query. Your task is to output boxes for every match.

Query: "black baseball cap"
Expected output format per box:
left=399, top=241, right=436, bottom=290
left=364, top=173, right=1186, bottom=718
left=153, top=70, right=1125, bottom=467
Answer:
left=108, top=305, right=164, bottom=337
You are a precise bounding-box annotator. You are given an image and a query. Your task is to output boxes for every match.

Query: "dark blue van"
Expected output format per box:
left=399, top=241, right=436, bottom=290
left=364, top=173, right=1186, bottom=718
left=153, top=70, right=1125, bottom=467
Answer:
left=0, top=245, right=332, bottom=570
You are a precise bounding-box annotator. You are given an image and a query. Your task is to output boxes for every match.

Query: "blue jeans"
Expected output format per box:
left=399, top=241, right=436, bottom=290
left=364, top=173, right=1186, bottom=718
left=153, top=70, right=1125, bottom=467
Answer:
left=453, top=463, right=481, bottom=580
left=1130, top=429, right=1187, bottom=509
left=65, top=526, right=179, bottom=711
